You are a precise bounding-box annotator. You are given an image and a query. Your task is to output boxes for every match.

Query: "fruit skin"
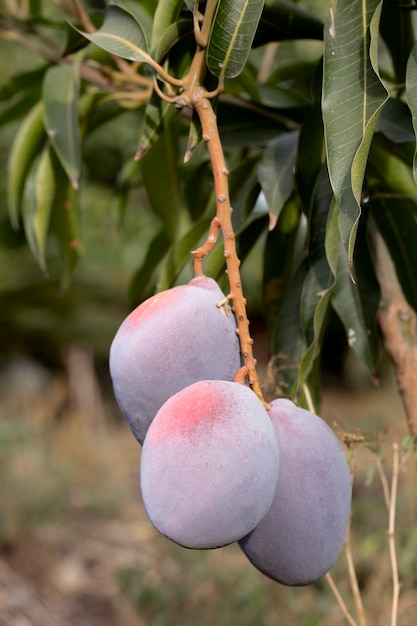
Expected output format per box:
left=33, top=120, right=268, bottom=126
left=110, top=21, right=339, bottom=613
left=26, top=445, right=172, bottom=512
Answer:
left=109, top=276, right=241, bottom=444
left=140, top=380, right=280, bottom=550
left=239, top=398, right=352, bottom=586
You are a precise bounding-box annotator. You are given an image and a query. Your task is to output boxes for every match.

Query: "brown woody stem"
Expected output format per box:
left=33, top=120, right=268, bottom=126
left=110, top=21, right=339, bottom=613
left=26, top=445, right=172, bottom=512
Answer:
left=371, top=222, right=417, bottom=441
left=193, top=98, right=268, bottom=409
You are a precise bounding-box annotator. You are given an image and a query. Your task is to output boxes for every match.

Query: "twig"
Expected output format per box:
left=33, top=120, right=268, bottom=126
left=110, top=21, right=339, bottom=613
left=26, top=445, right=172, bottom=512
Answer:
left=326, top=572, right=358, bottom=626
left=345, top=522, right=367, bottom=626
left=193, top=97, right=268, bottom=408
left=388, top=442, right=401, bottom=626
left=375, top=454, right=391, bottom=510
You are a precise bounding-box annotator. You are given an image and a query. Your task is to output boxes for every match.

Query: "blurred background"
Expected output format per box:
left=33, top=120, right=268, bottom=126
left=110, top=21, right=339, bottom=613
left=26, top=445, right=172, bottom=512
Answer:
left=1, top=13, right=417, bottom=626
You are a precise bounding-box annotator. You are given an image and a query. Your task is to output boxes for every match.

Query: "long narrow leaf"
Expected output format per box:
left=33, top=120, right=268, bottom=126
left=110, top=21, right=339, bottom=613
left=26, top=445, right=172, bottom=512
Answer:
left=253, top=0, right=323, bottom=46
left=331, top=206, right=380, bottom=373
left=297, top=169, right=335, bottom=388
left=258, top=131, right=299, bottom=225
left=406, top=43, right=417, bottom=185
left=7, top=102, right=46, bottom=228
left=21, top=146, right=57, bottom=273
left=43, top=63, right=82, bottom=188
left=323, top=0, right=388, bottom=267
left=207, top=0, right=265, bottom=79
left=74, top=5, right=149, bottom=62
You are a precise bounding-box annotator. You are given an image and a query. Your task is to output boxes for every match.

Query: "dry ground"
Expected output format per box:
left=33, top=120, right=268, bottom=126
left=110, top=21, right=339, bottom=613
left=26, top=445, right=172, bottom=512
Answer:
left=0, top=352, right=416, bottom=626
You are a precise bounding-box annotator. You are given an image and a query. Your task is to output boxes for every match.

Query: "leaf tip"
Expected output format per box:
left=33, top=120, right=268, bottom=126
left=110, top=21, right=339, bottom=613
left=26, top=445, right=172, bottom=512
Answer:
left=135, top=144, right=148, bottom=160
left=268, top=212, right=278, bottom=231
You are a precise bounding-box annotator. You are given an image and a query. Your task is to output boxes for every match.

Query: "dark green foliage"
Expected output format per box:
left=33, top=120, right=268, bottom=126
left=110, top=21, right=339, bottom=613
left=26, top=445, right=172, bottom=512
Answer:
left=1, top=0, right=417, bottom=405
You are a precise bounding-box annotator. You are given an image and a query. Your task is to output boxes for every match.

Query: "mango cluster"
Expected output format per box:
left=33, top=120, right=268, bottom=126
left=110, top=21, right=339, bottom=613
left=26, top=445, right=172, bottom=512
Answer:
left=109, top=277, right=352, bottom=586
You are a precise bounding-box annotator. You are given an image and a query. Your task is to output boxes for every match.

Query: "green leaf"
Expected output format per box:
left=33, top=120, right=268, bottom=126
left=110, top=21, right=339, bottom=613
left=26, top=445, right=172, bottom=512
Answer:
left=129, top=228, right=172, bottom=306
left=21, top=146, right=58, bottom=273
left=258, top=131, right=299, bottom=224
left=154, top=18, right=194, bottom=63
left=119, top=0, right=154, bottom=43
left=0, top=65, right=46, bottom=102
left=0, top=91, right=41, bottom=127
left=297, top=169, right=335, bottom=387
left=150, top=0, right=184, bottom=50
left=135, top=89, right=175, bottom=159
left=140, top=127, right=183, bottom=242
left=376, top=98, right=415, bottom=144
left=263, top=198, right=302, bottom=336
left=217, top=100, right=288, bottom=149
left=184, top=111, right=203, bottom=163
left=296, top=105, right=324, bottom=213
left=331, top=205, right=380, bottom=373
left=406, top=43, right=417, bottom=185
left=7, top=102, right=46, bottom=228
left=323, top=0, right=388, bottom=267
left=371, top=197, right=417, bottom=312
left=157, top=219, right=212, bottom=290
left=380, top=0, right=415, bottom=88
left=43, top=63, right=82, bottom=188
left=50, top=176, right=83, bottom=290
left=368, top=139, right=417, bottom=200
left=271, top=258, right=309, bottom=395
left=253, top=0, right=324, bottom=47
left=207, top=0, right=265, bottom=79
left=74, top=4, right=149, bottom=62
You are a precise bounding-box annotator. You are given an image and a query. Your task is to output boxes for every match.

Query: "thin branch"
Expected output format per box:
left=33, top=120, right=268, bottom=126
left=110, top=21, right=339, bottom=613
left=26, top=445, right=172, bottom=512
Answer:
left=193, top=98, right=268, bottom=408
left=326, top=572, right=358, bottom=626
left=345, top=515, right=367, bottom=626
left=375, top=454, right=391, bottom=510
left=389, top=443, right=401, bottom=626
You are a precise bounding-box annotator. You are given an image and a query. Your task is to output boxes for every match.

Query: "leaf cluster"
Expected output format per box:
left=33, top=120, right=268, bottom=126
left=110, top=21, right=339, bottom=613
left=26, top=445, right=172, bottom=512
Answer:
left=2, top=0, right=417, bottom=405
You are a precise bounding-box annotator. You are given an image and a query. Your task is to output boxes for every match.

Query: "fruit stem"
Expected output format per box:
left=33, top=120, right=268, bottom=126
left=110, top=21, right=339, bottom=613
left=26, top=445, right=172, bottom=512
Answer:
left=193, top=98, right=269, bottom=410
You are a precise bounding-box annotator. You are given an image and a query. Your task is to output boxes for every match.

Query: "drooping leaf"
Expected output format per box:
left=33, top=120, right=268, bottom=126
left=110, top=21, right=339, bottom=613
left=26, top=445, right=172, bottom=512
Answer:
left=406, top=44, right=417, bottom=185
left=207, top=0, right=265, bottom=79
left=184, top=111, right=203, bottom=163
left=253, top=0, right=324, bottom=46
left=258, top=130, right=299, bottom=225
left=271, top=258, right=309, bottom=396
left=263, top=197, right=302, bottom=337
left=21, top=145, right=59, bottom=273
left=140, top=126, right=183, bottom=242
left=376, top=98, right=415, bottom=144
left=0, top=65, right=46, bottom=102
left=49, top=174, right=83, bottom=290
left=74, top=4, right=149, bottom=63
left=135, top=89, right=175, bottom=159
left=224, top=61, right=261, bottom=102
left=297, top=168, right=335, bottom=388
left=216, top=100, right=290, bottom=149
left=0, top=91, right=41, bottom=127
left=371, top=198, right=417, bottom=312
left=129, top=228, right=172, bottom=306
left=157, top=218, right=212, bottom=290
left=150, top=0, right=184, bottom=51
left=43, top=63, right=82, bottom=188
left=119, top=0, right=154, bottom=43
left=237, top=214, right=269, bottom=263
left=331, top=205, right=380, bottom=374
left=7, top=102, right=46, bottom=228
left=295, top=85, right=324, bottom=213
left=368, top=139, right=417, bottom=199
left=154, top=18, right=194, bottom=63
left=323, top=0, right=388, bottom=267
left=380, top=0, right=415, bottom=89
